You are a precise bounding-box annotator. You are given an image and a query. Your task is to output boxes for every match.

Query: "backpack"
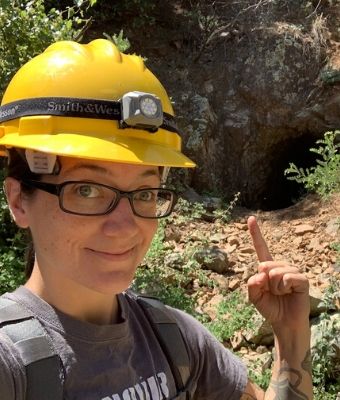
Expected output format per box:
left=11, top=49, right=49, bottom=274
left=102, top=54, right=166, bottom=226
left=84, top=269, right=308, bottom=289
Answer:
left=0, top=291, right=191, bottom=400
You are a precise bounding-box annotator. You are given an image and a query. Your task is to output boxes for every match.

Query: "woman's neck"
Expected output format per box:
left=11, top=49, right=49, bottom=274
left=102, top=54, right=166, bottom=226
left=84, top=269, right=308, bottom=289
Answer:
left=25, top=265, right=120, bottom=325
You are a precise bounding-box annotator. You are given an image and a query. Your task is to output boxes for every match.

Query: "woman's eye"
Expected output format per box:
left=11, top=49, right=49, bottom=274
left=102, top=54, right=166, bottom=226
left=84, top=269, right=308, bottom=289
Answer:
left=136, top=190, right=154, bottom=201
left=76, top=184, right=100, bottom=198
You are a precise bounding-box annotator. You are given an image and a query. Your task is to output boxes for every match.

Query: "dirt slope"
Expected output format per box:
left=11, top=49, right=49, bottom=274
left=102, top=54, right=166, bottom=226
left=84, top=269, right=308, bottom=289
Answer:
left=180, top=193, right=340, bottom=306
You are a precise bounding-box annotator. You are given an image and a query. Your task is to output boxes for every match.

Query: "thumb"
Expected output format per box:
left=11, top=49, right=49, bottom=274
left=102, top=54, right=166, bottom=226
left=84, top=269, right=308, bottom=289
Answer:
left=247, top=271, right=269, bottom=304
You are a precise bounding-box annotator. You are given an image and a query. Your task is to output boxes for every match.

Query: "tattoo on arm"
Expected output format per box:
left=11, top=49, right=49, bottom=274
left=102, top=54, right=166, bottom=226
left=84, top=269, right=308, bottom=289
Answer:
left=270, top=369, right=308, bottom=399
left=301, top=350, right=312, bottom=380
left=270, top=350, right=312, bottom=400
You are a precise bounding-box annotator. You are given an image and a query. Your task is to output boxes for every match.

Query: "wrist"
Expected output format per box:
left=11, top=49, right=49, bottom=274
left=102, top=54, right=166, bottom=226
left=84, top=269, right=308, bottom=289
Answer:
left=271, top=319, right=310, bottom=341
left=273, top=337, right=311, bottom=379
left=272, top=321, right=311, bottom=362
left=267, top=324, right=313, bottom=400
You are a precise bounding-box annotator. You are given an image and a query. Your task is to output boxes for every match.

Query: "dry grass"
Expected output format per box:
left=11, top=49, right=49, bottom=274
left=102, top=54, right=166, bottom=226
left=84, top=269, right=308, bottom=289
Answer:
left=191, top=0, right=331, bottom=62
left=310, top=14, right=331, bottom=57
left=270, top=13, right=330, bottom=61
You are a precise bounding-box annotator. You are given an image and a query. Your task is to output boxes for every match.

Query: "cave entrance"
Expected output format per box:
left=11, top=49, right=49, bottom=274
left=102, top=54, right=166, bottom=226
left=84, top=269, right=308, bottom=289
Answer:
left=259, top=133, right=321, bottom=211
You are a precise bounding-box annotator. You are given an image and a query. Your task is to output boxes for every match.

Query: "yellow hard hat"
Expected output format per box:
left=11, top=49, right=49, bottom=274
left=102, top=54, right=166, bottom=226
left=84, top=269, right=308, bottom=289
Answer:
left=0, top=39, right=195, bottom=168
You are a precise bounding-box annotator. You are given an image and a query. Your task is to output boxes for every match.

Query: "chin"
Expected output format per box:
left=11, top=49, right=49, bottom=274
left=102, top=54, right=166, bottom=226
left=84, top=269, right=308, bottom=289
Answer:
left=85, top=270, right=135, bottom=295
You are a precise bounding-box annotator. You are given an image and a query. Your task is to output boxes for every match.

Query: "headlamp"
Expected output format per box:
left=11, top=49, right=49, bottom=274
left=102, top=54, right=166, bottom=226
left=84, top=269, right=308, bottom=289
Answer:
left=121, top=91, right=163, bottom=131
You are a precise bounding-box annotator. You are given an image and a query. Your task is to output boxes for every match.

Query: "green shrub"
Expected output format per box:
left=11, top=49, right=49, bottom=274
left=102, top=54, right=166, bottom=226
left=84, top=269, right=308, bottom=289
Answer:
left=0, top=0, right=94, bottom=95
left=0, top=231, right=26, bottom=294
left=167, top=197, right=206, bottom=226
left=311, top=279, right=340, bottom=397
left=284, top=131, right=340, bottom=197
left=103, top=30, right=131, bottom=53
left=204, top=290, right=255, bottom=342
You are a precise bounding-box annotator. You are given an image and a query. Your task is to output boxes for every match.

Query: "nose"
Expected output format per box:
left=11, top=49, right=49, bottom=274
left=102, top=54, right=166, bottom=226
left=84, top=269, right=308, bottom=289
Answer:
left=101, top=197, right=139, bottom=237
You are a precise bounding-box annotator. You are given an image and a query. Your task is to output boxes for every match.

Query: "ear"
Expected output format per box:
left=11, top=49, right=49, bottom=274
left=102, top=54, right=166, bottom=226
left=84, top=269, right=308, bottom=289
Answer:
left=3, top=177, right=30, bottom=228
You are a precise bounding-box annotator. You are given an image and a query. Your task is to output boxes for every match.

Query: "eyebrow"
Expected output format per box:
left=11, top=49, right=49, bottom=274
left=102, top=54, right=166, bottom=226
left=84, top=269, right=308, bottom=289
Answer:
left=62, top=163, right=160, bottom=178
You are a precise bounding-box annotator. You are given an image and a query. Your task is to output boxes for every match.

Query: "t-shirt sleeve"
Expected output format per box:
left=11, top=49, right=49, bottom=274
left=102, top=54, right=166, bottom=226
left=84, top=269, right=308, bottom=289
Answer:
left=0, top=331, right=26, bottom=400
left=168, top=307, right=248, bottom=400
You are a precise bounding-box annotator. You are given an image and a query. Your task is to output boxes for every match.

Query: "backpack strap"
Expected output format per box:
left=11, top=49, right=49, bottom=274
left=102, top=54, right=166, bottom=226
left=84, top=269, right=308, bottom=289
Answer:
left=128, top=291, right=191, bottom=400
left=0, top=298, right=63, bottom=400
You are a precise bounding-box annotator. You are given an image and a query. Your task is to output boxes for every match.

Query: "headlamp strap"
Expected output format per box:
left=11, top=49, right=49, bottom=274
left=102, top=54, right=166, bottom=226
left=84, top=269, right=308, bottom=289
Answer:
left=0, top=97, right=179, bottom=134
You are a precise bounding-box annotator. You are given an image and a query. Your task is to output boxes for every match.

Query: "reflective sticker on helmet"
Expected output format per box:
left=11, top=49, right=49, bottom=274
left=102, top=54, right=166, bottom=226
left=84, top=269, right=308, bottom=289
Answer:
left=25, top=149, right=57, bottom=174
left=160, top=167, right=170, bottom=185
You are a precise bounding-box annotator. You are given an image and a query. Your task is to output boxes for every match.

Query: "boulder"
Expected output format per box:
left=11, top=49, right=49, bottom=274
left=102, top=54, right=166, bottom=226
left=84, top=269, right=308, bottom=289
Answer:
left=194, top=247, right=230, bottom=274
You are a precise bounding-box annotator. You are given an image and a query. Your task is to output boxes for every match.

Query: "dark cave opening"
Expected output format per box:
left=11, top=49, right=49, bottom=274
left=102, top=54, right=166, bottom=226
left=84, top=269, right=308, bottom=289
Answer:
left=258, top=134, right=321, bottom=211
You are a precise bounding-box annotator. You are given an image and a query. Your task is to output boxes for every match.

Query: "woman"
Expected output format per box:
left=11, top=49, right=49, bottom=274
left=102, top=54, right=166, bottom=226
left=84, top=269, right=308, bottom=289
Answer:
left=0, top=39, right=312, bottom=399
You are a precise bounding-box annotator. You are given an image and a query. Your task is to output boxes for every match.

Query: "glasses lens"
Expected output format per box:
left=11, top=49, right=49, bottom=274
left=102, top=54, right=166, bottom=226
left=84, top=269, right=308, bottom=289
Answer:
left=132, top=189, right=174, bottom=218
left=61, top=182, right=116, bottom=215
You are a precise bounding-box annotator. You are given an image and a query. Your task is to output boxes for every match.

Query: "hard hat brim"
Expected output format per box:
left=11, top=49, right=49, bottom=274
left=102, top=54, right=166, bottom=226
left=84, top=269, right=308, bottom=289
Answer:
left=0, top=132, right=196, bottom=168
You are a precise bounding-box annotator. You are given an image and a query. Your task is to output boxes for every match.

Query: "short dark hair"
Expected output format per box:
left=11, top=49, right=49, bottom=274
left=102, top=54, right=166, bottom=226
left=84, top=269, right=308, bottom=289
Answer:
left=6, top=148, right=42, bottom=278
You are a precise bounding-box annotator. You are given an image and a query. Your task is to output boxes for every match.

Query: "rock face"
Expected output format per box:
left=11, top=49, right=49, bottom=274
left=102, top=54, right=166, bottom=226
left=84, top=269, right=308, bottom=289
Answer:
left=178, top=8, right=340, bottom=210
left=106, top=1, right=340, bottom=209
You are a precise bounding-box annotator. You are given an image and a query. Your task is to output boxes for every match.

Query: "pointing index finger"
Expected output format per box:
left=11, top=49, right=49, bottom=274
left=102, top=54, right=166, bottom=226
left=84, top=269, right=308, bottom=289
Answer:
left=247, top=216, right=273, bottom=262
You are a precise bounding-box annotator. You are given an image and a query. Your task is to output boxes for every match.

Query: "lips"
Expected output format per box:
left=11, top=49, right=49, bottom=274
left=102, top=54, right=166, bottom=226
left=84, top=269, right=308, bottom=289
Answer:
left=85, top=247, right=135, bottom=261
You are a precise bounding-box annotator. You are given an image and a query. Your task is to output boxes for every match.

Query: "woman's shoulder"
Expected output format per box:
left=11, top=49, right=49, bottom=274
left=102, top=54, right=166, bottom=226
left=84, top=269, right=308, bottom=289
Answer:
left=0, top=294, right=26, bottom=400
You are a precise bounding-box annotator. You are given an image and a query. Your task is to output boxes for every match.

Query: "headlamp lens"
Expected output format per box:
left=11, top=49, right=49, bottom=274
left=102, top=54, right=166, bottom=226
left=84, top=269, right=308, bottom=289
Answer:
left=140, top=97, right=159, bottom=117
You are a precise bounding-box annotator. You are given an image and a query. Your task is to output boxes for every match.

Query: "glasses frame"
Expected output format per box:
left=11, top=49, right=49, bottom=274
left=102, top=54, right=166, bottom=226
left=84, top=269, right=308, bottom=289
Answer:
left=20, top=179, right=178, bottom=219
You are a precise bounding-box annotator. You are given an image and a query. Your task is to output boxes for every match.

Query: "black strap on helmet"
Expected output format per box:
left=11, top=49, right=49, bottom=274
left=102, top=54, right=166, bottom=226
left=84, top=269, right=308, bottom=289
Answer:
left=0, top=97, right=180, bottom=134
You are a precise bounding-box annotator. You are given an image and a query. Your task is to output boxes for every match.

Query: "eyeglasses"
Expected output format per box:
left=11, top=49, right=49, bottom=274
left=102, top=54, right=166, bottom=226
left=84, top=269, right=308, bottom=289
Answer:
left=21, top=180, right=178, bottom=219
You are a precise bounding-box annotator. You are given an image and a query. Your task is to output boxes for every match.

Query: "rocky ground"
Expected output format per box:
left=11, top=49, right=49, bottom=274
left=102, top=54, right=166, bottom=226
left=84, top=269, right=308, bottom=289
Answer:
left=169, top=192, right=340, bottom=304
left=214, top=192, right=340, bottom=295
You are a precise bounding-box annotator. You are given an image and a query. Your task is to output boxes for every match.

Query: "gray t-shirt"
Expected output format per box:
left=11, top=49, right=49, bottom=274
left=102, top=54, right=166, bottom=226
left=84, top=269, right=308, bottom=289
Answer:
left=0, top=286, right=247, bottom=400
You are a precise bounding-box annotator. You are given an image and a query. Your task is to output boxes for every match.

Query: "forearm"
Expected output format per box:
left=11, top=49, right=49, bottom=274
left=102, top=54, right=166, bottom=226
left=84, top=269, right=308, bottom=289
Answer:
left=265, top=321, right=313, bottom=400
